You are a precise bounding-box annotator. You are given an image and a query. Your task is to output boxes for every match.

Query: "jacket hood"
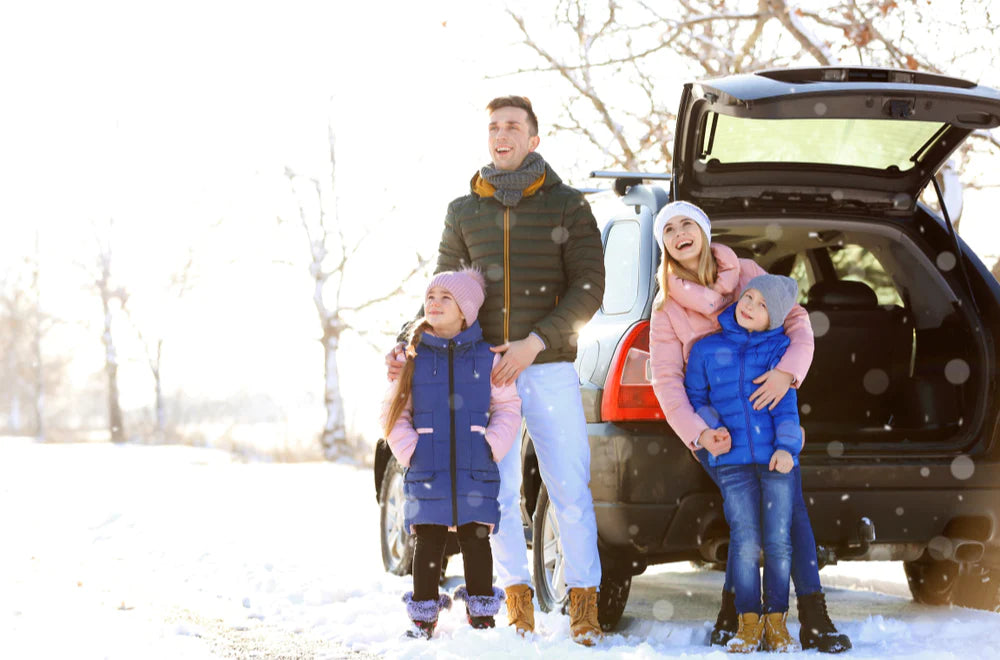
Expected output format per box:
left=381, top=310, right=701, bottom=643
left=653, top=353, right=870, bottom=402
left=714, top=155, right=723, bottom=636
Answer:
left=420, top=320, right=484, bottom=351
left=665, top=243, right=742, bottom=317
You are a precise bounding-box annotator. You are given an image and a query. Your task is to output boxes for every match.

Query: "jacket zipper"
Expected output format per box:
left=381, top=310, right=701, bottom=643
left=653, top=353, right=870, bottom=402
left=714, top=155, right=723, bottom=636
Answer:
left=448, top=340, right=458, bottom=526
left=503, top=206, right=510, bottom=343
left=739, top=344, right=757, bottom=462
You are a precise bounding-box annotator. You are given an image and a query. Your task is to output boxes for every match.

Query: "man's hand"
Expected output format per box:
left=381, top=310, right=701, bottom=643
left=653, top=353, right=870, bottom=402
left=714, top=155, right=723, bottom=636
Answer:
left=769, top=449, right=794, bottom=474
left=384, top=342, right=406, bottom=382
left=749, top=369, right=795, bottom=411
left=489, top=335, right=544, bottom=386
left=699, top=427, right=732, bottom=457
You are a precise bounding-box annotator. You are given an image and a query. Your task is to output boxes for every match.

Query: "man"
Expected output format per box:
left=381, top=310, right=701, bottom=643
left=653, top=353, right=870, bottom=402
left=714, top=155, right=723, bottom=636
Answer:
left=388, top=96, right=606, bottom=645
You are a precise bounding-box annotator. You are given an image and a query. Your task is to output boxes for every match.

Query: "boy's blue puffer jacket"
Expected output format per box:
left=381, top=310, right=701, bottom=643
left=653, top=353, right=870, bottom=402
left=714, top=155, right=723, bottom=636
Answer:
left=684, top=303, right=802, bottom=468
left=403, top=320, right=501, bottom=531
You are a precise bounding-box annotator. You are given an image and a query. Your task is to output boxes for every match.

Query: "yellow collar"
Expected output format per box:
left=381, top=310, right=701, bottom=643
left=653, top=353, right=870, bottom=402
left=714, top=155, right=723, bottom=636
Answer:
left=472, top=171, right=546, bottom=200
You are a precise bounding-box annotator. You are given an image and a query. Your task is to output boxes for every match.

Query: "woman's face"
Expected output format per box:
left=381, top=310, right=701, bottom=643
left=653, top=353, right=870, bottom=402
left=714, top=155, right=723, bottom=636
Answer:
left=662, top=216, right=706, bottom=270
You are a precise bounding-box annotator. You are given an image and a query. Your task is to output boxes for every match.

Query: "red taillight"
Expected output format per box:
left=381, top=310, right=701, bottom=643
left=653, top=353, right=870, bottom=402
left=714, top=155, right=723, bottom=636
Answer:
left=601, top=321, right=665, bottom=422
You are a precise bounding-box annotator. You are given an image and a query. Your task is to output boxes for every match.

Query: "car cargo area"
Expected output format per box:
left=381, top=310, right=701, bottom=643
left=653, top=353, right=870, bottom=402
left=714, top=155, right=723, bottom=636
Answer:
left=711, top=216, right=988, bottom=452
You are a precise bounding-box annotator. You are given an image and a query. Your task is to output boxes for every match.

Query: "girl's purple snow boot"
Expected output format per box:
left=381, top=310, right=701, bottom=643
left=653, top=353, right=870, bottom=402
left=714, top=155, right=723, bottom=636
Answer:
left=454, top=585, right=506, bottom=629
left=402, top=592, right=452, bottom=639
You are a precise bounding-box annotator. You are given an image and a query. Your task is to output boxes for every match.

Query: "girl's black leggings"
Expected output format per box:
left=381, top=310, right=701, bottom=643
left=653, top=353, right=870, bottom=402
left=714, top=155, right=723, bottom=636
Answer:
left=412, top=522, right=493, bottom=601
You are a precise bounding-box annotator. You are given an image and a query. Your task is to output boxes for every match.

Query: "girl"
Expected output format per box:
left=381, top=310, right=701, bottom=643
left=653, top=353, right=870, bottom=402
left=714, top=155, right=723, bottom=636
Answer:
left=381, top=267, right=521, bottom=640
left=648, top=201, right=851, bottom=653
left=684, top=274, right=805, bottom=652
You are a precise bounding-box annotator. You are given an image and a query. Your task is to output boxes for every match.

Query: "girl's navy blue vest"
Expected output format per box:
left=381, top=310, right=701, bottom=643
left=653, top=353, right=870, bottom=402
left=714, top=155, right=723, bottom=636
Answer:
left=403, top=321, right=502, bottom=531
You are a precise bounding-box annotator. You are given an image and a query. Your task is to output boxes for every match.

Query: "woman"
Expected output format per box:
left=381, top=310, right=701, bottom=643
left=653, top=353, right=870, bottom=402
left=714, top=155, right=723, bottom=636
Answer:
left=648, top=200, right=851, bottom=654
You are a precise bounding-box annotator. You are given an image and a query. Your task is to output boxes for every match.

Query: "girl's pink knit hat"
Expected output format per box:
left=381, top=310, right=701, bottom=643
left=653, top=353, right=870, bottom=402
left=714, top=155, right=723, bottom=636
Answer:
left=426, top=267, right=487, bottom=324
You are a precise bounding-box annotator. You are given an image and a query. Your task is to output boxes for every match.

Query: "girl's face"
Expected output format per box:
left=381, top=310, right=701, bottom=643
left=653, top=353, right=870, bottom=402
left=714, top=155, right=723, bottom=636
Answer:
left=736, top=288, right=770, bottom=332
left=662, top=216, right=707, bottom=270
left=425, top=286, right=464, bottom=336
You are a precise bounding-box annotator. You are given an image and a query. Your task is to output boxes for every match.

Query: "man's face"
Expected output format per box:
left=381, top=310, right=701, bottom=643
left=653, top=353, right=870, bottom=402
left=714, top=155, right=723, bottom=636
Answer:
left=488, top=106, right=540, bottom=171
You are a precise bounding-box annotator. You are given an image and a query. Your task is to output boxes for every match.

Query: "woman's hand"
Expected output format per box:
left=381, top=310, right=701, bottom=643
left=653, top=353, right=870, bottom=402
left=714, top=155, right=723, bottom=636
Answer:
left=769, top=449, right=794, bottom=474
left=749, top=369, right=794, bottom=411
left=699, top=427, right=732, bottom=457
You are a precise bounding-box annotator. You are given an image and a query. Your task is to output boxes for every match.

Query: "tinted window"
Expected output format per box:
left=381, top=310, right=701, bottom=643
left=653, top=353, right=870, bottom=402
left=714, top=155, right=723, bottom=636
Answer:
left=602, top=221, right=640, bottom=314
left=829, top=244, right=904, bottom=306
left=701, top=112, right=944, bottom=171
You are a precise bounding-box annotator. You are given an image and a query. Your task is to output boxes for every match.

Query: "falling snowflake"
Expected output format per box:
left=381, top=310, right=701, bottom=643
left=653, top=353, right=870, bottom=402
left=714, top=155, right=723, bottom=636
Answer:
left=950, top=455, right=974, bottom=480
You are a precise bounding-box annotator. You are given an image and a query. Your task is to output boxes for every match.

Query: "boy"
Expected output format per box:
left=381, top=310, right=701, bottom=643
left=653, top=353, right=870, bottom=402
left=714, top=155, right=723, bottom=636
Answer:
left=684, top=274, right=803, bottom=653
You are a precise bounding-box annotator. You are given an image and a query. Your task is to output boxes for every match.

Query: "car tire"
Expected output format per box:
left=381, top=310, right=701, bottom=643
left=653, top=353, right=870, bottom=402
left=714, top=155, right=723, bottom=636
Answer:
left=530, top=484, right=633, bottom=630
left=596, top=562, right=632, bottom=631
left=379, top=456, right=414, bottom=576
left=953, top=564, right=1000, bottom=612
left=903, top=554, right=958, bottom=606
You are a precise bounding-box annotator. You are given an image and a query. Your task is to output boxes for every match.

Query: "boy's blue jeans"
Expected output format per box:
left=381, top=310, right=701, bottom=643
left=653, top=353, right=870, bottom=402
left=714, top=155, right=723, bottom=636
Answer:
left=716, top=463, right=796, bottom=614
left=696, top=449, right=822, bottom=601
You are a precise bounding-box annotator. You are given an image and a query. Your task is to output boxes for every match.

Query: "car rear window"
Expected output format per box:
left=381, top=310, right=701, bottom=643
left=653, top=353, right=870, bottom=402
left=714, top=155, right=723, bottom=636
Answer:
left=602, top=220, right=641, bottom=314
left=700, top=112, right=946, bottom=171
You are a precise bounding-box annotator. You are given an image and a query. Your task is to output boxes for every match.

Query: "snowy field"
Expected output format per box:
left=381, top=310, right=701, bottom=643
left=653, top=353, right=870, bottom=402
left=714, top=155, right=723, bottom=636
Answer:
left=2, top=440, right=999, bottom=659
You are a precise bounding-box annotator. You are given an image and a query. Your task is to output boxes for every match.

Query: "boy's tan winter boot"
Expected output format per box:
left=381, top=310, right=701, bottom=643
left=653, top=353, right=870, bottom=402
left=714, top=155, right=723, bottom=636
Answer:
left=763, top=611, right=800, bottom=652
left=568, top=586, right=603, bottom=646
left=726, top=612, right=765, bottom=653
left=504, top=583, right=535, bottom=636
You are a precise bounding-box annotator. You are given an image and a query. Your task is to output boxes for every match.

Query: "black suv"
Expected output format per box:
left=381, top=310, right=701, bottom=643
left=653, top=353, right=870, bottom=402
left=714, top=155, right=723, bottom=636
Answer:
left=376, top=66, right=1000, bottom=627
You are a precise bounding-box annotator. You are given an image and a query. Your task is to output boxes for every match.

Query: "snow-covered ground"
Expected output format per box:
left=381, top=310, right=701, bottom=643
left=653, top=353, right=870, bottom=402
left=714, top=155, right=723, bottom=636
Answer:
left=2, top=440, right=998, bottom=659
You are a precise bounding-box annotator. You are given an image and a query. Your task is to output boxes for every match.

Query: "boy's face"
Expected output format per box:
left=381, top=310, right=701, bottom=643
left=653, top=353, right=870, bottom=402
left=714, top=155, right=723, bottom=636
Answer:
left=487, top=106, right=540, bottom=171
left=736, top=288, right=770, bottom=332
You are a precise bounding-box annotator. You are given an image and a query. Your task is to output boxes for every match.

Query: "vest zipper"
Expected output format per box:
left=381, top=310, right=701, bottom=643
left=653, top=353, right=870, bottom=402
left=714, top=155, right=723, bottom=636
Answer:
left=739, top=343, right=756, bottom=462
left=503, top=206, right=510, bottom=344
left=448, top=340, right=458, bottom=527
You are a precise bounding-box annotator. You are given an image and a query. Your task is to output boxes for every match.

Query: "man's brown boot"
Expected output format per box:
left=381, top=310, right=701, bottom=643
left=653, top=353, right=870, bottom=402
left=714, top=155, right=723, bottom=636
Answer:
left=568, top=586, right=603, bottom=646
left=726, top=612, right=765, bottom=653
left=763, top=611, right=799, bottom=652
left=504, top=583, right=535, bottom=636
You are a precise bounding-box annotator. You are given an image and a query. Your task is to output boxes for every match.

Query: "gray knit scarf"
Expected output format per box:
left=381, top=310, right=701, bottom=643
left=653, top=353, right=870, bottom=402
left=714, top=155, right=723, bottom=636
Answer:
left=479, top=152, right=546, bottom=207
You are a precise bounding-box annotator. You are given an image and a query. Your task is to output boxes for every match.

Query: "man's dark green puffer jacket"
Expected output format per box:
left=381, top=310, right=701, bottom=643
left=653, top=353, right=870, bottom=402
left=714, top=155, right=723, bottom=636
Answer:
left=435, top=163, right=605, bottom=364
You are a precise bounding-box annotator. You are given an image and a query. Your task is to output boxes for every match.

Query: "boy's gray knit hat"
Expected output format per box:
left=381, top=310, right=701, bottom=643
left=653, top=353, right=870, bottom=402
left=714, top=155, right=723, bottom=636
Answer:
left=740, top=274, right=799, bottom=330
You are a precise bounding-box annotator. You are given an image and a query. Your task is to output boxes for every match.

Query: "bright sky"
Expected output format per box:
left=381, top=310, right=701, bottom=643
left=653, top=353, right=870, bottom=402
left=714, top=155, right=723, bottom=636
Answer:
left=2, top=1, right=998, bottom=443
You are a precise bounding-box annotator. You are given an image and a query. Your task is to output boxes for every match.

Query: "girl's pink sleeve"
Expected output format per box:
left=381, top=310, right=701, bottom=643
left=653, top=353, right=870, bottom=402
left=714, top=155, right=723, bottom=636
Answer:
left=485, top=354, right=522, bottom=462
left=379, top=385, right=418, bottom=467
left=741, top=259, right=815, bottom=386
left=649, top=307, right=708, bottom=450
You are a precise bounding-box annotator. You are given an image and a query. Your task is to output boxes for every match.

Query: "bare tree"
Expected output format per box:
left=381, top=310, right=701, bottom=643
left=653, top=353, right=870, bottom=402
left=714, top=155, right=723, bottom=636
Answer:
left=122, top=252, right=196, bottom=443
left=92, top=220, right=127, bottom=444
left=504, top=0, right=1000, bottom=182
left=282, top=125, right=430, bottom=460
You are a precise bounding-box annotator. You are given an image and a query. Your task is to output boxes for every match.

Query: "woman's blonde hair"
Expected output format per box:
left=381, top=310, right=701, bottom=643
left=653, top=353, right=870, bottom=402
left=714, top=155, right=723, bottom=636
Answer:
left=654, top=227, right=717, bottom=311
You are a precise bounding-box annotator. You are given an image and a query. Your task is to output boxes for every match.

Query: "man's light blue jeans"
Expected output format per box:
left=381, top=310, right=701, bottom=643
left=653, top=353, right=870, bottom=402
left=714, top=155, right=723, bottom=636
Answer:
left=490, top=362, right=602, bottom=590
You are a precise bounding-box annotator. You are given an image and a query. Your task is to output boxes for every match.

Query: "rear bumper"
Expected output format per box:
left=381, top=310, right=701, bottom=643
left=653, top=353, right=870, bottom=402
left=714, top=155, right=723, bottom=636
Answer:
left=588, top=421, right=1000, bottom=566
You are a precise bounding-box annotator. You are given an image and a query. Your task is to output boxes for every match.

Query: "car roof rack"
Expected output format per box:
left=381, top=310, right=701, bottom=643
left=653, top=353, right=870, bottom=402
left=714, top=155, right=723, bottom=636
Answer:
left=590, top=170, right=672, bottom=197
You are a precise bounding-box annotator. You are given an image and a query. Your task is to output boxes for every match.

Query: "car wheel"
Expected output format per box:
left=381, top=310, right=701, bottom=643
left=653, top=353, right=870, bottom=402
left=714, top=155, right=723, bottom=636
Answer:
left=532, top=484, right=569, bottom=613
left=903, top=554, right=958, bottom=605
left=379, top=457, right=414, bottom=576
left=530, top=484, right=633, bottom=630
left=953, top=564, right=1000, bottom=612
left=596, top=562, right=632, bottom=631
